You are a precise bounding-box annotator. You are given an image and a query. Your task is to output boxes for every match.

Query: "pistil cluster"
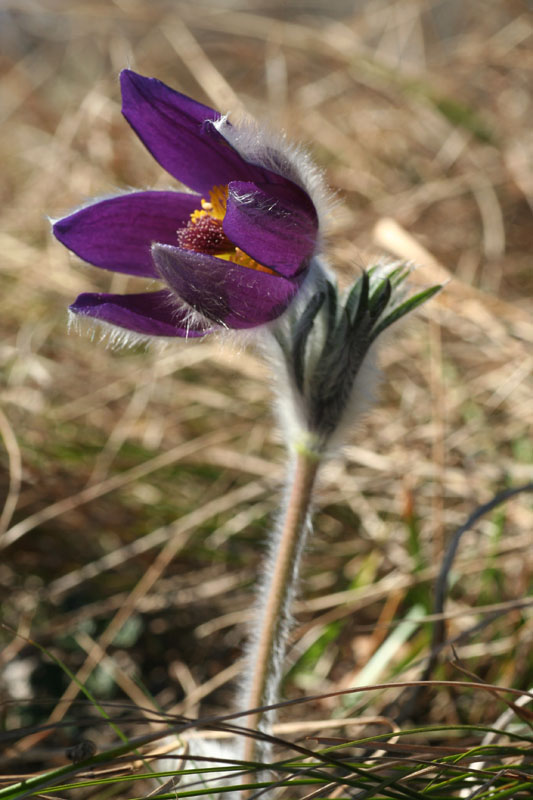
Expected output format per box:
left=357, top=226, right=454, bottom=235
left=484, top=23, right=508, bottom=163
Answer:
left=176, top=199, right=233, bottom=256
left=176, top=185, right=274, bottom=274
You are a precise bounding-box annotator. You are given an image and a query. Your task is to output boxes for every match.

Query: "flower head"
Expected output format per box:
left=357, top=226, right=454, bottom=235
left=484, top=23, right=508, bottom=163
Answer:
left=53, top=70, right=327, bottom=340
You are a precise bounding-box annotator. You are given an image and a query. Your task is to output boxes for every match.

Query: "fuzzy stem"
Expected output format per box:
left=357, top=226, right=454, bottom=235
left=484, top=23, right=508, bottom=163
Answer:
left=241, top=448, right=320, bottom=765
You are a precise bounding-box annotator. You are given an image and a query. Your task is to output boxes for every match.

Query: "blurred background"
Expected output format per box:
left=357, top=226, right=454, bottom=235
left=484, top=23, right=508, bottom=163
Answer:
left=1, top=0, right=532, bottom=770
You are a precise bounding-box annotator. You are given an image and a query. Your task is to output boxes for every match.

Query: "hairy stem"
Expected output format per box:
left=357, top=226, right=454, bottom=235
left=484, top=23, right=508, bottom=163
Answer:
left=241, top=449, right=320, bottom=764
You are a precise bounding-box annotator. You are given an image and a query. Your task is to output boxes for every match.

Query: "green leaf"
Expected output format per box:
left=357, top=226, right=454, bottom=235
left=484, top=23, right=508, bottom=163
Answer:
left=387, top=264, right=412, bottom=287
left=371, top=284, right=442, bottom=339
left=319, top=279, right=341, bottom=357
left=291, top=289, right=326, bottom=391
left=344, top=272, right=366, bottom=323
left=368, top=278, right=392, bottom=319
left=347, top=270, right=370, bottom=328
left=324, top=279, right=338, bottom=330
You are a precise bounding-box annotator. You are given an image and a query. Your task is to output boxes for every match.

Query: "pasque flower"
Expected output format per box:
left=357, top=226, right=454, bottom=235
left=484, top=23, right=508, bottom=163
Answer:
left=53, top=70, right=325, bottom=339
left=52, top=72, right=442, bottom=778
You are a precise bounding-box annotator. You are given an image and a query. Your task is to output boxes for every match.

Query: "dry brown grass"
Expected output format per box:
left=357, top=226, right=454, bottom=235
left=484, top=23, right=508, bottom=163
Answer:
left=1, top=0, right=532, bottom=774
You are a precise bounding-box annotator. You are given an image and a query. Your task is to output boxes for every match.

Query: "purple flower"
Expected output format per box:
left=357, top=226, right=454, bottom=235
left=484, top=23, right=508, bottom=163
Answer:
left=53, top=70, right=324, bottom=340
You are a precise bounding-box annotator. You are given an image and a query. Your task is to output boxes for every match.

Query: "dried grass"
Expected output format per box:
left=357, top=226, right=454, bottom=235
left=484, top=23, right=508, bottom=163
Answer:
left=1, top=0, right=532, bottom=776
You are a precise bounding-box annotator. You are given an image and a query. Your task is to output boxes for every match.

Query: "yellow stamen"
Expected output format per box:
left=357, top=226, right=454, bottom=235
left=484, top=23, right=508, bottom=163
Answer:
left=207, top=185, right=228, bottom=220
left=233, top=247, right=275, bottom=274
left=190, top=208, right=208, bottom=223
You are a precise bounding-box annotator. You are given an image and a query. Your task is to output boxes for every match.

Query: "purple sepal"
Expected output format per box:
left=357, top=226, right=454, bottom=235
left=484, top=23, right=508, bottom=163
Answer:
left=120, top=70, right=294, bottom=195
left=53, top=191, right=200, bottom=278
left=152, top=244, right=301, bottom=329
left=223, top=181, right=318, bottom=276
left=70, top=289, right=211, bottom=338
left=121, top=71, right=246, bottom=194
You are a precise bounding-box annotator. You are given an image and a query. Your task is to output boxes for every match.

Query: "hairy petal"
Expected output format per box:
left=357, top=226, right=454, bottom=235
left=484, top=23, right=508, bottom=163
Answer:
left=53, top=191, right=200, bottom=278
left=69, top=289, right=211, bottom=337
left=152, top=243, right=301, bottom=329
left=223, top=181, right=318, bottom=277
left=120, top=70, right=279, bottom=194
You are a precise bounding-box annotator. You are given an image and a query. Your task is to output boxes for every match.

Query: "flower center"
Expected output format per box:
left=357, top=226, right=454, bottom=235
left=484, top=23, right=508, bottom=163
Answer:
left=176, top=185, right=274, bottom=274
left=176, top=213, right=232, bottom=255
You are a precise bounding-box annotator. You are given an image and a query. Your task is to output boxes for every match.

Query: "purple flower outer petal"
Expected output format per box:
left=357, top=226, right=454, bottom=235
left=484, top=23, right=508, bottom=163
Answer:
left=70, top=289, right=211, bottom=338
left=54, top=191, right=200, bottom=278
left=152, top=244, right=302, bottom=329
left=120, top=70, right=296, bottom=195
left=223, top=181, right=318, bottom=277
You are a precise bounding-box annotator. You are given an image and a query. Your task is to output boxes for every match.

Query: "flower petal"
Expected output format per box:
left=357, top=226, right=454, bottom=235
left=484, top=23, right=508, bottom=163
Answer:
left=53, top=191, right=199, bottom=278
left=69, top=289, right=211, bottom=337
left=223, top=181, right=318, bottom=277
left=152, top=244, right=301, bottom=329
left=120, top=70, right=285, bottom=194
